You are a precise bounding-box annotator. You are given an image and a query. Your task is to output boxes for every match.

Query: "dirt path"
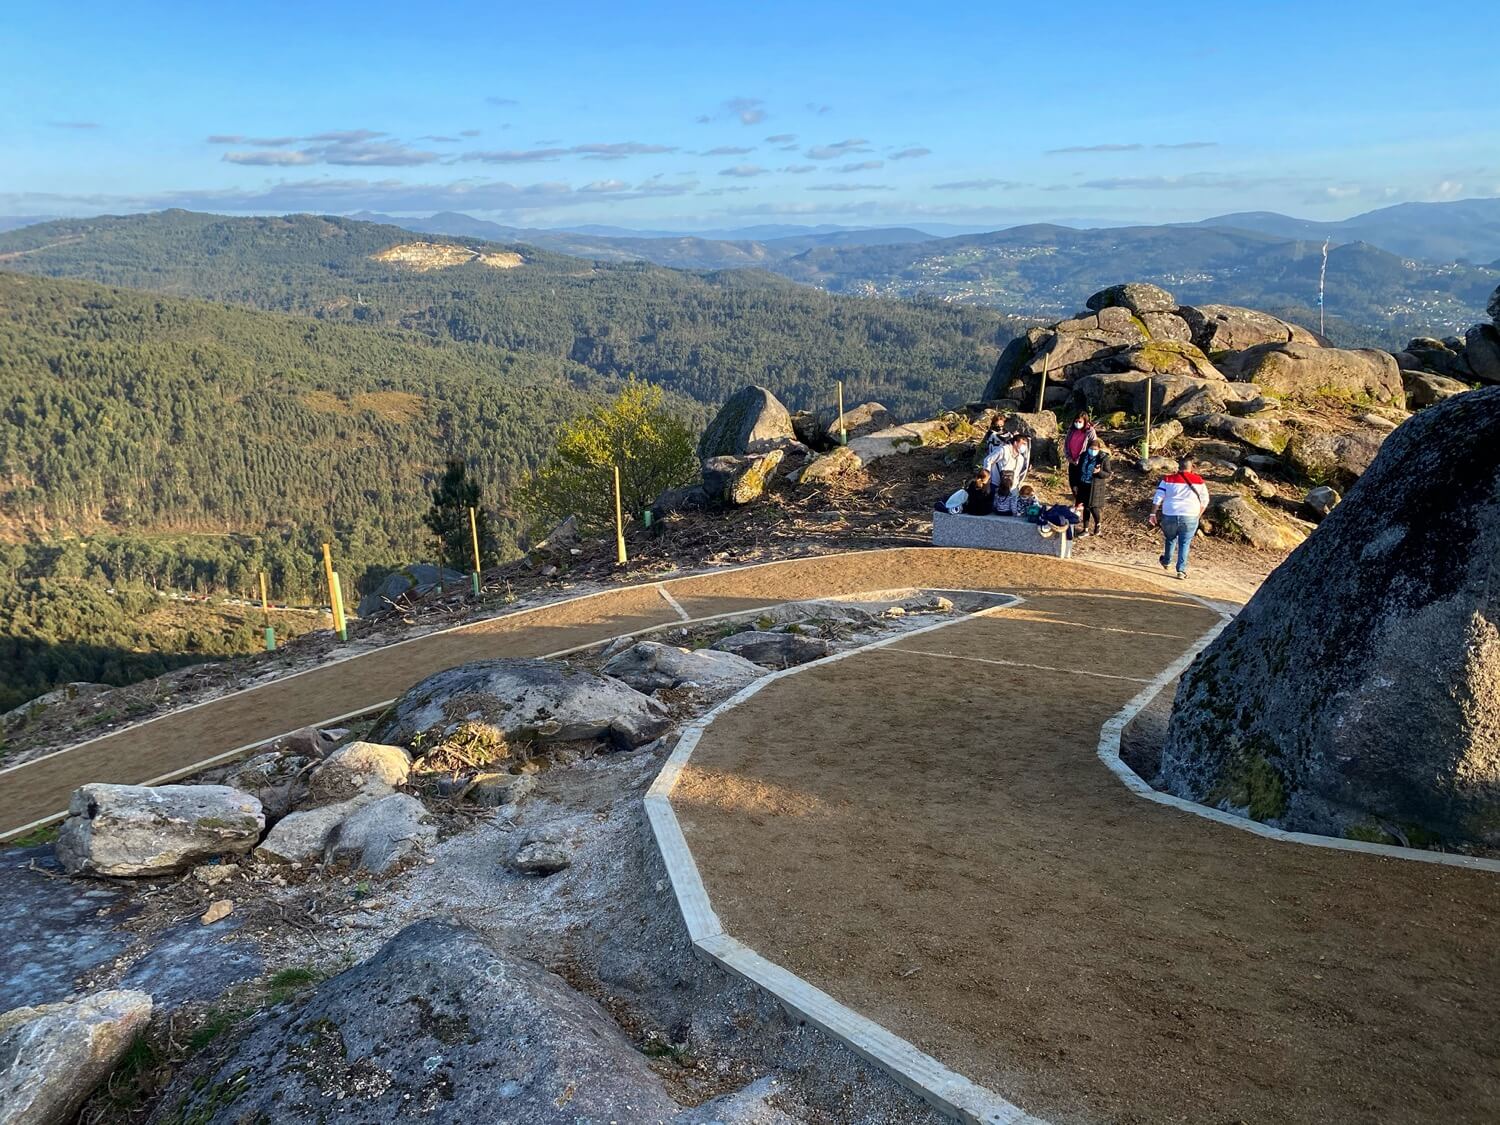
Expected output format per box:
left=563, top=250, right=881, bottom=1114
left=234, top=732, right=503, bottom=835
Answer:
left=673, top=576, right=1500, bottom=1125
left=0, top=547, right=1198, bottom=837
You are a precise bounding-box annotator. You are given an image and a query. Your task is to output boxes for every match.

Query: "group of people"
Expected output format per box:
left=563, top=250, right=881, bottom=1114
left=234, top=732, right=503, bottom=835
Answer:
left=939, top=412, right=1113, bottom=540
left=938, top=410, right=1212, bottom=578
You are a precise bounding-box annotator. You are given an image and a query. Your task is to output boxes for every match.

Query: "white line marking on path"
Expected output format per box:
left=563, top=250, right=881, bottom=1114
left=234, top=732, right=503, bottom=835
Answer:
left=655, top=584, right=692, bottom=621
left=890, top=648, right=1156, bottom=684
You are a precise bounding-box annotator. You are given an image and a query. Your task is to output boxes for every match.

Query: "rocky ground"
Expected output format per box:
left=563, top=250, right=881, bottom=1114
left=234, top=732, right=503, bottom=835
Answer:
left=1, top=593, right=980, bottom=1124
left=6, top=278, right=1494, bottom=1122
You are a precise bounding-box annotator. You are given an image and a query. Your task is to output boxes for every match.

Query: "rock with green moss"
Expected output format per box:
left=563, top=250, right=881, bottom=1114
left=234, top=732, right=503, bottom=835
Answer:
left=56, top=784, right=264, bottom=877
left=1073, top=372, right=1261, bottom=420
left=1223, top=343, right=1406, bottom=407
left=1162, top=387, right=1500, bottom=848
left=1183, top=412, right=1289, bottom=455
left=701, top=449, right=784, bottom=506
left=697, top=385, right=796, bottom=458
left=1283, top=424, right=1387, bottom=487
left=1206, top=494, right=1306, bottom=551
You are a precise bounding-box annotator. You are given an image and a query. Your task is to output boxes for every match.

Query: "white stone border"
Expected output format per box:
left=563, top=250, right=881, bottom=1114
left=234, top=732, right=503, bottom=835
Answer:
left=1096, top=596, right=1500, bottom=875
left=646, top=598, right=1048, bottom=1125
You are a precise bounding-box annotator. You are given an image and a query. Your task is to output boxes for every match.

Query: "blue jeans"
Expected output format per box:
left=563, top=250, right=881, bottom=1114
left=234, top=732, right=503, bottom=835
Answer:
left=1160, top=515, right=1198, bottom=574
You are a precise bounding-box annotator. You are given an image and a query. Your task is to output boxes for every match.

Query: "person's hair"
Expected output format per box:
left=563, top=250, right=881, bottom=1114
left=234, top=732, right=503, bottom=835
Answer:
left=1178, top=456, right=1194, bottom=471
left=988, top=417, right=1004, bottom=430
left=1018, top=484, right=1035, bottom=496
left=1075, top=413, right=1092, bottom=426
left=973, top=469, right=990, bottom=485
left=1089, top=436, right=1103, bottom=448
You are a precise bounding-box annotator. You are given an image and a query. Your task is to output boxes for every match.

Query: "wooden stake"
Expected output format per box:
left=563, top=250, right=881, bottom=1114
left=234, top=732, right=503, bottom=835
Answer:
left=836, top=380, right=847, bottom=446
left=330, top=572, right=348, bottom=641
left=468, top=506, right=482, bottom=596
left=321, top=544, right=347, bottom=641
left=1142, top=375, right=1154, bottom=463
left=259, top=570, right=275, bottom=651
left=613, top=465, right=627, bottom=566
left=435, top=535, right=446, bottom=595
left=1035, top=352, right=1050, bottom=414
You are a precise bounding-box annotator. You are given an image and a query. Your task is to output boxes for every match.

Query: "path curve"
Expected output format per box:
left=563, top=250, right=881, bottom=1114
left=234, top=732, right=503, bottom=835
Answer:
left=666, top=567, right=1500, bottom=1124
left=1, top=548, right=1185, bottom=838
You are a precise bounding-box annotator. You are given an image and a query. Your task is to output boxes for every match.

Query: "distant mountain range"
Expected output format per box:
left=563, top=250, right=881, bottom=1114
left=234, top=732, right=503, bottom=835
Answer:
left=331, top=199, right=1499, bottom=344
left=1188, top=198, right=1500, bottom=265
left=2, top=199, right=1497, bottom=347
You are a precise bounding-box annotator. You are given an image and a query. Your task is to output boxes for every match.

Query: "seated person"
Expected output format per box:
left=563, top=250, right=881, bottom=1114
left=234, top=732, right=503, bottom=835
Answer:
left=1013, top=483, right=1042, bottom=519
left=1037, top=502, right=1084, bottom=539
left=937, top=470, right=994, bottom=515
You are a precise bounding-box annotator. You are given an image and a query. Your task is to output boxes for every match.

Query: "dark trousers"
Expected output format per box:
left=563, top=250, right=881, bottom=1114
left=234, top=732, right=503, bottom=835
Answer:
left=1067, top=461, right=1083, bottom=502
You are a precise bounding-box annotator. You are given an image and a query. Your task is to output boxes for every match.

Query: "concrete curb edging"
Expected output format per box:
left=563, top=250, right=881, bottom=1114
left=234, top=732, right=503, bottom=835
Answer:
left=0, top=584, right=980, bottom=840
left=1096, top=598, right=1500, bottom=876
left=646, top=597, right=1047, bottom=1125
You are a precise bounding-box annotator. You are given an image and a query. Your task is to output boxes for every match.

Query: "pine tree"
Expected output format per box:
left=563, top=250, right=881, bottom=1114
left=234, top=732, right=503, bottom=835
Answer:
left=423, top=459, right=497, bottom=573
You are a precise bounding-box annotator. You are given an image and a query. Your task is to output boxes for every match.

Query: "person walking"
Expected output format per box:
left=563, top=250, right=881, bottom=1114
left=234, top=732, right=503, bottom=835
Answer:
left=1077, top=437, right=1110, bottom=536
left=1148, top=456, right=1209, bottom=579
left=1064, top=413, right=1099, bottom=503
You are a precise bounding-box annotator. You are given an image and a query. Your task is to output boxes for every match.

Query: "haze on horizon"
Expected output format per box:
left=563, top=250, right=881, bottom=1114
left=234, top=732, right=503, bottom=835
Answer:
left=3, top=0, right=1496, bottom=233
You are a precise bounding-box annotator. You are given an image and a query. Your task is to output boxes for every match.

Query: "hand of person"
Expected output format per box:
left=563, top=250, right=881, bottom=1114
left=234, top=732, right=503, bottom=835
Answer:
left=1147, top=513, right=1159, bottom=527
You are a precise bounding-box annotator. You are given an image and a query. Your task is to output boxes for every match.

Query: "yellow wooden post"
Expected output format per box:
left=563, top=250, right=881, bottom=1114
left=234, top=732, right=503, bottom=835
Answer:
left=836, top=380, right=847, bottom=446
left=435, top=535, right=446, bottom=595
left=259, top=570, right=275, bottom=651
left=1035, top=352, right=1050, bottom=414
left=1142, top=375, right=1154, bottom=463
left=330, top=572, right=348, bottom=641
left=468, top=506, right=482, bottom=596
left=321, top=543, right=347, bottom=641
left=613, top=465, right=627, bottom=566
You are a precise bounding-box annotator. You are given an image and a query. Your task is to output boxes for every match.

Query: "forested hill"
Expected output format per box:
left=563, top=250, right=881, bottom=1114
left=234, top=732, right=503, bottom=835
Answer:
left=0, top=270, right=637, bottom=573
left=0, top=210, right=1022, bottom=418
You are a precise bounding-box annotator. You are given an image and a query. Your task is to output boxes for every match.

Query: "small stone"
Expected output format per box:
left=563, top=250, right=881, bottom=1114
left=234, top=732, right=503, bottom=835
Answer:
left=200, top=899, right=233, bottom=925
left=509, top=841, right=572, bottom=876
left=193, top=864, right=236, bottom=887
left=1305, top=485, right=1342, bottom=518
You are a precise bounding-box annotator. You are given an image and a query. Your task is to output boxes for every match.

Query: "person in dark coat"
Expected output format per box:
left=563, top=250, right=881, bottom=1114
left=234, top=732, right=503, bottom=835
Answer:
left=1076, top=437, right=1111, bottom=536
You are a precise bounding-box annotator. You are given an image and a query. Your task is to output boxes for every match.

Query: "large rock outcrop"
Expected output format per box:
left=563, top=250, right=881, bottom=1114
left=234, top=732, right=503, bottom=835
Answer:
left=372, top=659, right=669, bottom=750
left=56, top=784, right=264, bottom=877
left=1, top=990, right=153, bottom=1125
left=1221, top=343, right=1405, bottom=407
left=984, top=283, right=1339, bottom=417
left=1160, top=387, right=1500, bottom=847
left=146, top=920, right=681, bottom=1123
left=697, top=386, right=796, bottom=458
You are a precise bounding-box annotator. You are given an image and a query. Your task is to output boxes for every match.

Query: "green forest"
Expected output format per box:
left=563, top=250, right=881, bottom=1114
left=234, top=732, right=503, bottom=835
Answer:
left=0, top=210, right=1024, bottom=417
left=0, top=216, right=1018, bottom=707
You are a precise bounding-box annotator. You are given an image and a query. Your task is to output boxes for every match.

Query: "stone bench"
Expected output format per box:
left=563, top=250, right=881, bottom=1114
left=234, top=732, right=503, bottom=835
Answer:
left=931, top=510, right=1071, bottom=558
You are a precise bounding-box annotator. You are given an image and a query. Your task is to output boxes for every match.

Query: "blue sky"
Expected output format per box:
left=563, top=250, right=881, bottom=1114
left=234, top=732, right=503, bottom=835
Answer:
left=3, top=0, right=1495, bottom=231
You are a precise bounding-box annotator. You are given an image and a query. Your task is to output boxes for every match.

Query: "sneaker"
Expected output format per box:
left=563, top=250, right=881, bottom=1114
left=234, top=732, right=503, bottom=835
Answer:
left=1176, top=570, right=1188, bottom=581
left=1159, top=556, right=1170, bottom=571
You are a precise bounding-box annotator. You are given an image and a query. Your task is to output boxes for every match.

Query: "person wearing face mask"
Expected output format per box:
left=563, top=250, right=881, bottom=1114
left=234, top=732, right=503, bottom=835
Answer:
left=1064, top=414, right=1099, bottom=503
left=1076, top=437, right=1111, bottom=536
